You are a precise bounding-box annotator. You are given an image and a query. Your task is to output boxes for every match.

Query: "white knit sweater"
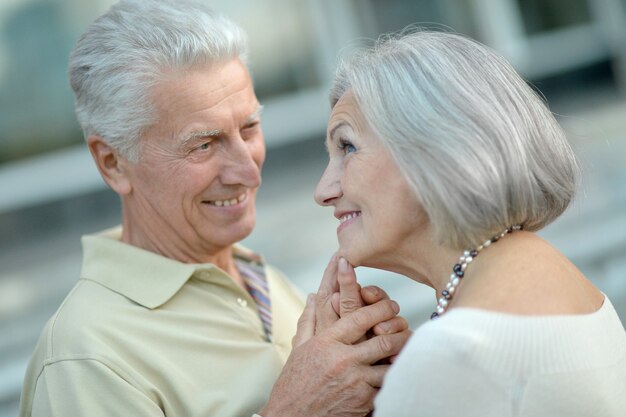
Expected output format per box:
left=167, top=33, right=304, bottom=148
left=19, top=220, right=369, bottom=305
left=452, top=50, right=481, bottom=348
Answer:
left=375, top=296, right=626, bottom=417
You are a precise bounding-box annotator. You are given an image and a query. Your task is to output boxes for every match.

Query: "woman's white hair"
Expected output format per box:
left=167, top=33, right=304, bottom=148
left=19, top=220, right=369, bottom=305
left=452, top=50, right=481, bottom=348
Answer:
left=69, top=0, right=248, bottom=162
left=330, top=29, right=580, bottom=249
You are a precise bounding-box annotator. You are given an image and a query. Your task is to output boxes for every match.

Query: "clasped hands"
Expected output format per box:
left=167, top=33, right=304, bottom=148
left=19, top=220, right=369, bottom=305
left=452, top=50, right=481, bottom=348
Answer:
left=260, top=255, right=411, bottom=417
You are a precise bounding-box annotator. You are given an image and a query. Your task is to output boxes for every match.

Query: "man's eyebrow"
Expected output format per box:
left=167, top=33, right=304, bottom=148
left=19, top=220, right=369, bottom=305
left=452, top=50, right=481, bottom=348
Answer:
left=180, top=105, right=264, bottom=148
left=181, top=128, right=223, bottom=148
left=245, top=105, right=264, bottom=124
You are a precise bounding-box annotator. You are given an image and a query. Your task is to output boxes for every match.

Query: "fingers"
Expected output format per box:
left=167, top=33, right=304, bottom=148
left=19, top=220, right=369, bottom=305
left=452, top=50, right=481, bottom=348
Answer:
left=328, top=299, right=400, bottom=344
left=389, top=354, right=401, bottom=364
left=356, top=330, right=412, bottom=365
left=362, top=365, right=391, bottom=388
left=315, top=254, right=341, bottom=333
left=317, top=253, right=339, bottom=298
left=360, top=285, right=408, bottom=336
left=371, top=315, right=409, bottom=336
left=360, top=285, right=389, bottom=305
left=338, top=258, right=364, bottom=317
left=292, top=294, right=316, bottom=348
left=331, top=292, right=340, bottom=316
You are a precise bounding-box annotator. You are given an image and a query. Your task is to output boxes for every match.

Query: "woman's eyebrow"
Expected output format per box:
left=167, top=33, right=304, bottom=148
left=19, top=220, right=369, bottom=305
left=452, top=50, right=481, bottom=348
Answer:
left=325, top=121, right=349, bottom=152
left=328, top=121, right=348, bottom=141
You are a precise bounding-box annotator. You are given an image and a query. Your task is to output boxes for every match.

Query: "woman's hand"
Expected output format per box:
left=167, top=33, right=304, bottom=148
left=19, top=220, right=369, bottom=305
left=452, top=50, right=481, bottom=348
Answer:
left=275, top=280, right=407, bottom=417
left=273, top=255, right=411, bottom=417
left=308, top=254, right=411, bottom=361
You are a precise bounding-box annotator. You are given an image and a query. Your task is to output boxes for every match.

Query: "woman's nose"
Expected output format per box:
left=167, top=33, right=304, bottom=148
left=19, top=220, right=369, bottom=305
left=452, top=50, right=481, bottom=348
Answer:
left=314, top=162, right=342, bottom=206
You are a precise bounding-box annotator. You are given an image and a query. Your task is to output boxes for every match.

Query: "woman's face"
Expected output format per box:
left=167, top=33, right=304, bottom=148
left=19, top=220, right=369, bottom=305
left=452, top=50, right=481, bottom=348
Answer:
left=314, top=91, right=428, bottom=269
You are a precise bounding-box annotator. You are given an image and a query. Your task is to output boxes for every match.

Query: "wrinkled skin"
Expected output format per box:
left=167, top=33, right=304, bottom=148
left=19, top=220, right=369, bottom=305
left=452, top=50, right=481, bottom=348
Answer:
left=259, top=256, right=411, bottom=417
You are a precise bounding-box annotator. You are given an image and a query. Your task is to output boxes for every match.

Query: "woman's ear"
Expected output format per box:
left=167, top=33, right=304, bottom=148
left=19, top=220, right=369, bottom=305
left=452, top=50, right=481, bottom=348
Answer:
left=87, top=136, right=132, bottom=195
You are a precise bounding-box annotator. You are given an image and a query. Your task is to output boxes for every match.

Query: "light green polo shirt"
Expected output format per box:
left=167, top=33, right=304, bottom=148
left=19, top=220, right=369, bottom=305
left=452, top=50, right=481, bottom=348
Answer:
left=20, top=227, right=305, bottom=417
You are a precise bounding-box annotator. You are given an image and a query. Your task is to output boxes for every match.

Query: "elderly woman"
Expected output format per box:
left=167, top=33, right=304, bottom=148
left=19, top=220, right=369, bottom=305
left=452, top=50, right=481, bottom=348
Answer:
left=314, top=31, right=626, bottom=416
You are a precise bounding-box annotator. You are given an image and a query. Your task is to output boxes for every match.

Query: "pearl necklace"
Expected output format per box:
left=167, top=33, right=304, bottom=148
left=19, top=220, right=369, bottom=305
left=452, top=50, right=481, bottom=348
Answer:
left=430, top=225, right=522, bottom=320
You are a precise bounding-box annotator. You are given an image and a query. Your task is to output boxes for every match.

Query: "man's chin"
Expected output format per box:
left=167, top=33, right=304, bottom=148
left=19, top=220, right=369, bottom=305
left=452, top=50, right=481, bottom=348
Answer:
left=206, top=218, right=256, bottom=247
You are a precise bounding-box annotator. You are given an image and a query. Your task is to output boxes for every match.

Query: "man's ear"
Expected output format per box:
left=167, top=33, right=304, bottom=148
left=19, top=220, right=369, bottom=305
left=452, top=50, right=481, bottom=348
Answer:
left=87, top=135, right=132, bottom=195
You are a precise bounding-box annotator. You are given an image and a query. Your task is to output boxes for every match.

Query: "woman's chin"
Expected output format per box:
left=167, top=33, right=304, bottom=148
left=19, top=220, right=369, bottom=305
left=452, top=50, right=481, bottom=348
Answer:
left=338, top=246, right=390, bottom=270
left=337, top=249, right=369, bottom=269
left=337, top=248, right=357, bottom=266
left=341, top=253, right=393, bottom=272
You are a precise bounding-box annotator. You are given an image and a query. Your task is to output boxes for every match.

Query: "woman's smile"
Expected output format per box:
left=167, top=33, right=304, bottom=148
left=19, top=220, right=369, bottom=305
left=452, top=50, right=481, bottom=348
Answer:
left=336, top=210, right=362, bottom=233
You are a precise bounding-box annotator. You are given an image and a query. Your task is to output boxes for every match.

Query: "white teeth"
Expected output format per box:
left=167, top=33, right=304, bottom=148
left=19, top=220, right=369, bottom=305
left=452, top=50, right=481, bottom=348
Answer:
left=339, top=212, right=361, bottom=224
left=209, top=193, right=246, bottom=207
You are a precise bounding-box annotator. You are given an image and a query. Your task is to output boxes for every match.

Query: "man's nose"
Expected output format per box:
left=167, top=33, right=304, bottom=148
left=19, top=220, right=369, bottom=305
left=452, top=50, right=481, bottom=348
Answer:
left=314, top=161, right=342, bottom=206
left=220, top=137, right=263, bottom=188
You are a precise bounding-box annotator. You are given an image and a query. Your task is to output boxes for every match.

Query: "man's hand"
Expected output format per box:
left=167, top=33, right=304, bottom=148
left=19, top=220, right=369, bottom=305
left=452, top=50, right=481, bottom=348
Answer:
left=259, top=296, right=408, bottom=417
left=257, top=255, right=412, bottom=417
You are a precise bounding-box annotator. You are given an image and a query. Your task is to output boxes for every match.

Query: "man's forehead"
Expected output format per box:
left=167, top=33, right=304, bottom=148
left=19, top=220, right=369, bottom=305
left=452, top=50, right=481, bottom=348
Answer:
left=151, top=58, right=254, bottom=105
left=145, top=59, right=260, bottom=136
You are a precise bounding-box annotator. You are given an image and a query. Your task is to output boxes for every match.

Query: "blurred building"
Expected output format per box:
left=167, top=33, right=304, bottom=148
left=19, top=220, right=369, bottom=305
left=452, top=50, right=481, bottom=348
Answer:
left=2, top=0, right=626, bottom=415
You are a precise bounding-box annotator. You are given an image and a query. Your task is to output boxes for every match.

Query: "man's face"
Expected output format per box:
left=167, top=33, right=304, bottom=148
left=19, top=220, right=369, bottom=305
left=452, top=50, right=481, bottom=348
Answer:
left=121, top=58, right=265, bottom=261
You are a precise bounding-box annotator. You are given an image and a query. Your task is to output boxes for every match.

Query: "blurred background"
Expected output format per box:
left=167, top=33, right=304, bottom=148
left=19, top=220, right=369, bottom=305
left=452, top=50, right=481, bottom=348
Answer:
left=2, top=0, right=626, bottom=414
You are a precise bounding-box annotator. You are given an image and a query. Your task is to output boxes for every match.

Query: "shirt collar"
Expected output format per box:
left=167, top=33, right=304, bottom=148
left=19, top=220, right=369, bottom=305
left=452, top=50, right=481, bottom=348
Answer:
left=80, top=226, right=264, bottom=309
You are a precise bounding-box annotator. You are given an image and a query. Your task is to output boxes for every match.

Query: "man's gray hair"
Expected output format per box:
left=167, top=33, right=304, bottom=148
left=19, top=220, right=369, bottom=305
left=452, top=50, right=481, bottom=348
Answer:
left=69, top=0, right=248, bottom=161
left=330, top=30, right=580, bottom=249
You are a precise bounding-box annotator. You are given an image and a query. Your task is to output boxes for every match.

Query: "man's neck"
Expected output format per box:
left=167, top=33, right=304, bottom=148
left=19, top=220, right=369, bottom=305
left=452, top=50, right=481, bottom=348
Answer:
left=119, top=217, right=247, bottom=290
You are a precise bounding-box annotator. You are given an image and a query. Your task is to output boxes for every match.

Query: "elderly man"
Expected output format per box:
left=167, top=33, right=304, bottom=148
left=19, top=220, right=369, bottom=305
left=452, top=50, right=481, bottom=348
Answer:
left=19, top=1, right=409, bottom=416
